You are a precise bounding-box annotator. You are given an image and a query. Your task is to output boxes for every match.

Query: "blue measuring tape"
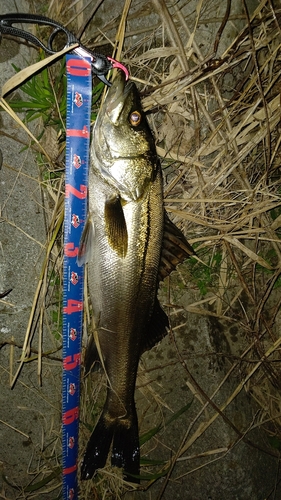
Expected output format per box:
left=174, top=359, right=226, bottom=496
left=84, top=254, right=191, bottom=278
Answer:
left=62, top=54, right=92, bottom=500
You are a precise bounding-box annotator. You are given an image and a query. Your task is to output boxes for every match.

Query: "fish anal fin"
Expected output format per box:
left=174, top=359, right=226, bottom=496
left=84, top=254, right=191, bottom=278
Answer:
left=77, top=216, right=94, bottom=266
left=159, top=212, right=195, bottom=281
left=141, top=298, right=169, bottom=354
left=104, top=196, right=128, bottom=258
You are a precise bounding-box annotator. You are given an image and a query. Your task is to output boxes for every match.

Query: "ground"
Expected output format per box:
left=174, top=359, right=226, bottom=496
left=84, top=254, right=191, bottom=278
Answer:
left=1, top=1, right=281, bottom=499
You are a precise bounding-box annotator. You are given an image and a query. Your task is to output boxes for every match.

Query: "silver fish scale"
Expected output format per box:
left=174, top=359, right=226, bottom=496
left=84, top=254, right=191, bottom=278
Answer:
left=81, top=72, right=168, bottom=482
left=87, top=165, right=164, bottom=415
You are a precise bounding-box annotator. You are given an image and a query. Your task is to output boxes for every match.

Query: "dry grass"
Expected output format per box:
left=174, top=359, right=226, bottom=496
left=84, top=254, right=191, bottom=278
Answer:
left=77, top=0, right=281, bottom=497
left=1, top=0, right=281, bottom=498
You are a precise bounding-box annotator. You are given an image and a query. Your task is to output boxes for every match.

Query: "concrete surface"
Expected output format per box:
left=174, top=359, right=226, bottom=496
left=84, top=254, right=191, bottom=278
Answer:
left=0, top=1, right=62, bottom=499
left=1, top=1, right=280, bottom=500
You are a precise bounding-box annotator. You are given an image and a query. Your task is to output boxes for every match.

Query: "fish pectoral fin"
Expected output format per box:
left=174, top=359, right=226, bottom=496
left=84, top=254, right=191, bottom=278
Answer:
left=104, top=195, right=128, bottom=258
left=158, top=212, right=195, bottom=281
left=141, top=298, right=169, bottom=354
left=77, top=216, right=95, bottom=266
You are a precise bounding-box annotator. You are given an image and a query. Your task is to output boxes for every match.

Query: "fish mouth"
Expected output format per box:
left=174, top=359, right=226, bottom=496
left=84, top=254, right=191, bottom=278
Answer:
left=104, top=71, right=134, bottom=124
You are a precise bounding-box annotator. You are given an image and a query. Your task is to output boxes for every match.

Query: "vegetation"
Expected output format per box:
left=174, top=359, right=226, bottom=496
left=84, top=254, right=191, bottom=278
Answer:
left=1, top=0, right=281, bottom=498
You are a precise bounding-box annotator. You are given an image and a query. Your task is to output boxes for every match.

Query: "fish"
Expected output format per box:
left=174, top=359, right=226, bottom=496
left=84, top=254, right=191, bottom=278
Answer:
left=79, top=71, right=195, bottom=483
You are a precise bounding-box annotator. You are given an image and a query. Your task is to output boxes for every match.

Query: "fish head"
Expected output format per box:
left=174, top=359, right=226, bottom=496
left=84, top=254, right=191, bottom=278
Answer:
left=91, top=71, right=158, bottom=201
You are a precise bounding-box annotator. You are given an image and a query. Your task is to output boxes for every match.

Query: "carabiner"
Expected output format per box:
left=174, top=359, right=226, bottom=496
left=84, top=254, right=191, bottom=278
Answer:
left=0, top=13, right=129, bottom=86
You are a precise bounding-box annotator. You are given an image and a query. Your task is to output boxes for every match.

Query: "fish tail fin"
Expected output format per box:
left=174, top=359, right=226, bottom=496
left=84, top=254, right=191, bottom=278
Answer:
left=81, top=413, right=113, bottom=480
left=111, top=408, right=140, bottom=483
left=81, top=408, right=140, bottom=483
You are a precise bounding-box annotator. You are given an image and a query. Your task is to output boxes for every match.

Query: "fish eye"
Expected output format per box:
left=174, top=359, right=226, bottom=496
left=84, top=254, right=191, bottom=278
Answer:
left=129, top=110, right=142, bottom=126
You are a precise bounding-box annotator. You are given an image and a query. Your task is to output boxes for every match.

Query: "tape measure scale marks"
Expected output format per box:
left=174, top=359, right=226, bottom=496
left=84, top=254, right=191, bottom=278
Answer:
left=62, top=54, right=92, bottom=500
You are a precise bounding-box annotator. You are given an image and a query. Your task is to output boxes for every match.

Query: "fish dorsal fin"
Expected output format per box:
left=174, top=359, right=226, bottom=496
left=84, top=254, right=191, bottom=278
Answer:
left=77, top=216, right=95, bottom=266
left=140, top=298, right=169, bottom=354
left=104, top=196, right=128, bottom=258
left=159, top=212, right=195, bottom=282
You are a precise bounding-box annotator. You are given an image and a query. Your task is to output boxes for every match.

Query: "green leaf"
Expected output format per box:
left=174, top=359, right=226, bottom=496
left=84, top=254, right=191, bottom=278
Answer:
left=24, top=467, right=61, bottom=492
left=140, top=423, right=162, bottom=446
left=268, top=435, right=281, bottom=450
left=165, top=400, right=193, bottom=427
left=140, top=400, right=193, bottom=446
left=140, top=457, right=166, bottom=466
left=132, top=468, right=170, bottom=481
left=9, top=101, right=50, bottom=109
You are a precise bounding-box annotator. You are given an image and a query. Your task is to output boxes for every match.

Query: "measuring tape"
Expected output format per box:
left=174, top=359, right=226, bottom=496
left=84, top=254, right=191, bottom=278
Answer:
left=62, top=54, right=92, bottom=500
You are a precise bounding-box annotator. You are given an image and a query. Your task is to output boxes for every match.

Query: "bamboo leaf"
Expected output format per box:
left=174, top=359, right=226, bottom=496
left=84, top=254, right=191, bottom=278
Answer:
left=140, top=401, right=193, bottom=446
left=24, top=467, right=61, bottom=492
